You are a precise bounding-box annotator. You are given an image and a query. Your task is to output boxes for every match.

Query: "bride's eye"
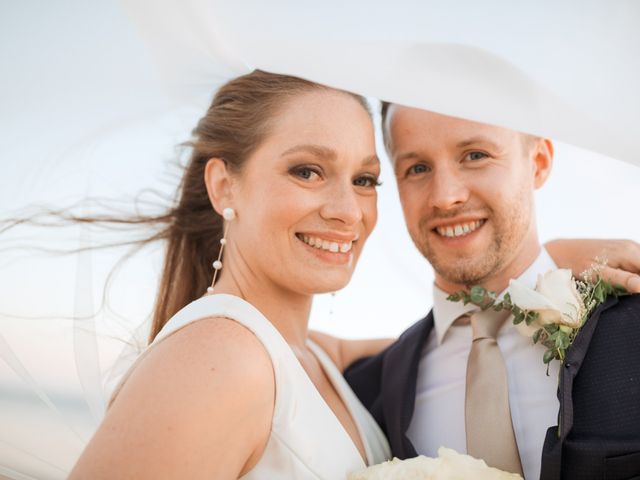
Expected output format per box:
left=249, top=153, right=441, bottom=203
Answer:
left=290, top=165, right=322, bottom=181
left=353, top=175, right=382, bottom=188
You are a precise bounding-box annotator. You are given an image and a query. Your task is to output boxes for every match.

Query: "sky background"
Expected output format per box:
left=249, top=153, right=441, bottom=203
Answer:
left=1, top=1, right=639, bottom=478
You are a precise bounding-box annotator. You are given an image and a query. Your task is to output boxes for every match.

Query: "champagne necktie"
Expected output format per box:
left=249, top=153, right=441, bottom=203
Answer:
left=464, top=309, right=524, bottom=475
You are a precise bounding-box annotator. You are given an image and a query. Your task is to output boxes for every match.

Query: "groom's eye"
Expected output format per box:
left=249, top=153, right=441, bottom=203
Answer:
left=407, top=164, right=429, bottom=176
left=464, top=151, right=489, bottom=162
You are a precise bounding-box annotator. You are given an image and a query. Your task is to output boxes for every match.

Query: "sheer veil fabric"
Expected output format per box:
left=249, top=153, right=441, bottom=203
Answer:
left=1, top=1, right=639, bottom=478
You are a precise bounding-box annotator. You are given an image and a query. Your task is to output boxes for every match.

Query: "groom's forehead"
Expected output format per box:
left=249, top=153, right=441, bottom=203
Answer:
left=382, top=103, right=531, bottom=156
left=385, top=104, right=501, bottom=137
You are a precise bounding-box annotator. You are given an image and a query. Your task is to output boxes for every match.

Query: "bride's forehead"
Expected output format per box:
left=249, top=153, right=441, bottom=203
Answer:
left=271, top=91, right=370, bottom=129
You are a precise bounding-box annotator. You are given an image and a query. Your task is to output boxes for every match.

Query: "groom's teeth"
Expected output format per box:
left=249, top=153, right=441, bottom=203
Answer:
left=299, top=234, right=353, bottom=253
left=436, top=220, right=484, bottom=238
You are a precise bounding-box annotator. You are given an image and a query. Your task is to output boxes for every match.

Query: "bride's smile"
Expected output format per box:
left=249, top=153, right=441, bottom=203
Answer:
left=295, top=231, right=358, bottom=265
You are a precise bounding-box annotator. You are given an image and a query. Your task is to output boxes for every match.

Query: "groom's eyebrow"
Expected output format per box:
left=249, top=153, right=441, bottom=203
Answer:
left=456, top=136, right=500, bottom=150
left=395, top=151, right=422, bottom=163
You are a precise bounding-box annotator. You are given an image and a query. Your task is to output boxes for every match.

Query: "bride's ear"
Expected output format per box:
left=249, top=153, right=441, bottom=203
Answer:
left=204, top=158, right=235, bottom=216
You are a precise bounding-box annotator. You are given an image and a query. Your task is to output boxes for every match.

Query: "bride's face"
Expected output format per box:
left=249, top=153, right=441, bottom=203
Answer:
left=228, top=90, right=379, bottom=294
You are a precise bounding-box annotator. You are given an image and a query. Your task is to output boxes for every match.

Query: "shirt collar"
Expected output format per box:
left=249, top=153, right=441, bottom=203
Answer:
left=432, top=247, right=558, bottom=345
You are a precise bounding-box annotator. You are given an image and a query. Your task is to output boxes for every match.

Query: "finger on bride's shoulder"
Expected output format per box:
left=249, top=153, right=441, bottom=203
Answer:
left=73, top=317, right=274, bottom=479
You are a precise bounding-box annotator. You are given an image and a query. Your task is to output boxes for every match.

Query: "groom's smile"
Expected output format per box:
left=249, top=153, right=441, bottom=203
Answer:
left=432, top=217, right=486, bottom=239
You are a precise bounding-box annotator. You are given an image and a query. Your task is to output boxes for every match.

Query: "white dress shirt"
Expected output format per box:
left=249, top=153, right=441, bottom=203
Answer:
left=406, top=249, right=561, bottom=480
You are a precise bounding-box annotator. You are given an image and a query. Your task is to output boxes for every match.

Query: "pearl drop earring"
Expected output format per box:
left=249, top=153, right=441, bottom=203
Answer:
left=207, top=207, right=236, bottom=294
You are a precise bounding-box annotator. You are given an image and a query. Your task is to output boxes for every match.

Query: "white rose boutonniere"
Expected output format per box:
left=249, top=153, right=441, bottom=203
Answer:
left=447, top=262, right=628, bottom=371
left=509, top=269, right=585, bottom=332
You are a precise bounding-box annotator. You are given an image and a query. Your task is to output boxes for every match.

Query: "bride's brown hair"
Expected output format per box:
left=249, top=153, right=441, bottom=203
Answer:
left=3, top=70, right=370, bottom=343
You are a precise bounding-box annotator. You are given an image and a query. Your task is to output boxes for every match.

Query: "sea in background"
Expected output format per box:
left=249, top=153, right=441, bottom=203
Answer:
left=0, top=387, right=97, bottom=479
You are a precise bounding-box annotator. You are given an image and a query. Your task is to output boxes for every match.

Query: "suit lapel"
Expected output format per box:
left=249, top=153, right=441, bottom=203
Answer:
left=540, top=295, right=619, bottom=480
left=559, top=294, right=619, bottom=438
left=380, top=311, right=434, bottom=459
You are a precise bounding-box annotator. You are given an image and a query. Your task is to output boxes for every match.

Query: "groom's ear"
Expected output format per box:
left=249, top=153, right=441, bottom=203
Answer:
left=204, top=157, right=235, bottom=216
left=532, top=138, right=554, bottom=189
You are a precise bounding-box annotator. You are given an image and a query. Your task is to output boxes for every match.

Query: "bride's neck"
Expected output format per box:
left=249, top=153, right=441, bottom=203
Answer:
left=212, top=272, right=313, bottom=350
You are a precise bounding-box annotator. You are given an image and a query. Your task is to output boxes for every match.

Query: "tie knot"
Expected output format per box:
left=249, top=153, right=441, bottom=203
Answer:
left=469, top=309, right=509, bottom=341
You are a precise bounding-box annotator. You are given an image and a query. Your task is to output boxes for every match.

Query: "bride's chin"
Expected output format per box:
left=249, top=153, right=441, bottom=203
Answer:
left=293, top=274, right=352, bottom=296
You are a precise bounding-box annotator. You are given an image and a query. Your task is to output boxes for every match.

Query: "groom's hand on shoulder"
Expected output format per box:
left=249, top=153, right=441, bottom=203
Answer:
left=546, top=238, right=640, bottom=292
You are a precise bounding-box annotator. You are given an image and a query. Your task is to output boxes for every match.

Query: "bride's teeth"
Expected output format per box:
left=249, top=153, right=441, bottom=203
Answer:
left=299, top=234, right=353, bottom=253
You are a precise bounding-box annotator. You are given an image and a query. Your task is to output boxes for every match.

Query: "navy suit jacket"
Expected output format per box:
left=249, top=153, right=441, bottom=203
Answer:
left=345, top=294, right=640, bottom=479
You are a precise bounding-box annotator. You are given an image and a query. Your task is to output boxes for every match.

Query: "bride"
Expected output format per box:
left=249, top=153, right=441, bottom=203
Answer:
left=69, top=69, right=390, bottom=479
left=67, top=70, right=639, bottom=479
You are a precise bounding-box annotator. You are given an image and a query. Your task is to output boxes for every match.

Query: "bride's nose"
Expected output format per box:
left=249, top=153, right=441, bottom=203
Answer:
left=319, top=181, right=362, bottom=226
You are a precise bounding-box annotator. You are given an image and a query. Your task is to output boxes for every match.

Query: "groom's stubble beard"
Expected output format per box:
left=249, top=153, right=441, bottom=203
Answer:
left=412, top=188, right=534, bottom=287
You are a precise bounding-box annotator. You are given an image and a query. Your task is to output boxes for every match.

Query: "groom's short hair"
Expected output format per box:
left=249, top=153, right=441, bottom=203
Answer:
left=379, top=101, right=539, bottom=159
left=380, top=101, right=393, bottom=153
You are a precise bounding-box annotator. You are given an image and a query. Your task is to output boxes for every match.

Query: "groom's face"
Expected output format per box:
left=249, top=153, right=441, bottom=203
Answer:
left=386, top=106, right=551, bottom=290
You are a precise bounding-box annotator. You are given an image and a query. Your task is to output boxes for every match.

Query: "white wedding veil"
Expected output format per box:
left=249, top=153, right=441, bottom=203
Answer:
left=1, top=1, right=639, bottom=478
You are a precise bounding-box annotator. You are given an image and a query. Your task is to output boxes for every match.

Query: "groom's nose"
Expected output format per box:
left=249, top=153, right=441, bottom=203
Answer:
left=428, top=166, right=470, bottom=211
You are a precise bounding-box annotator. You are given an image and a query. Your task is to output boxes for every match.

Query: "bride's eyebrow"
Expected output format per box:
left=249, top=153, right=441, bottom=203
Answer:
left=280, top=144, right=337, bottom=160
left=361, top=155, right=380, bottom=167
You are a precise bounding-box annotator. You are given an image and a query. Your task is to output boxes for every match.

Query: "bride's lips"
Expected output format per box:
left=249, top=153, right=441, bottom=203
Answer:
left=295, top=232, right=358, bottom=265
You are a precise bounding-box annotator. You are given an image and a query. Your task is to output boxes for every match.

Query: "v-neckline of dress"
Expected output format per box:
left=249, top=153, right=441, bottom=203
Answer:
left=200, top=294, right=371, bottom=468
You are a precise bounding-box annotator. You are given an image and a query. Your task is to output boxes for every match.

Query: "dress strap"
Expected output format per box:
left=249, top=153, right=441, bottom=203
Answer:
left=109, top=294, right=294, bottom=422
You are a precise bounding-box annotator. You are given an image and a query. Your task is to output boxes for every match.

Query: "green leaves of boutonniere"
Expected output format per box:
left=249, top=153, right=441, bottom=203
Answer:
left=447, top=264, right=628, bottom=373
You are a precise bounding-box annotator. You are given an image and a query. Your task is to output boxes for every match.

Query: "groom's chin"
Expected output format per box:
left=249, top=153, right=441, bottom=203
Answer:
left=427, top=250, right=500, bottom=287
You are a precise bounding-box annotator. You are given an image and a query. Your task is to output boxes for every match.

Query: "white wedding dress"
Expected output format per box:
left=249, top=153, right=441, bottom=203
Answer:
left=111, top=293, right=391, bottom=479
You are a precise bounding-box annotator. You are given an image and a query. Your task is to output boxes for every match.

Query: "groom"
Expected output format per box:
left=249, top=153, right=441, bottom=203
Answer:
left=345, top=104, right=640, bottom=479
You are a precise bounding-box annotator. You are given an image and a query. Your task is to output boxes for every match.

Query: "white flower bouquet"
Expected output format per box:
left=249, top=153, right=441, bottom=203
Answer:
left=349, top=447, right=523, bottom=480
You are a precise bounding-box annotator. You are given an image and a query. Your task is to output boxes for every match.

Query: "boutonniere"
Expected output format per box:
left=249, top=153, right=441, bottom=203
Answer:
left=447, top=262, right=628, bottom=372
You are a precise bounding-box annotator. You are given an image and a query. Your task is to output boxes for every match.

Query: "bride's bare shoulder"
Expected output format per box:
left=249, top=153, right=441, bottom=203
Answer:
left=70, top=317, right=274, bottom=479
left=125, top=316, right=275, bottom=404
